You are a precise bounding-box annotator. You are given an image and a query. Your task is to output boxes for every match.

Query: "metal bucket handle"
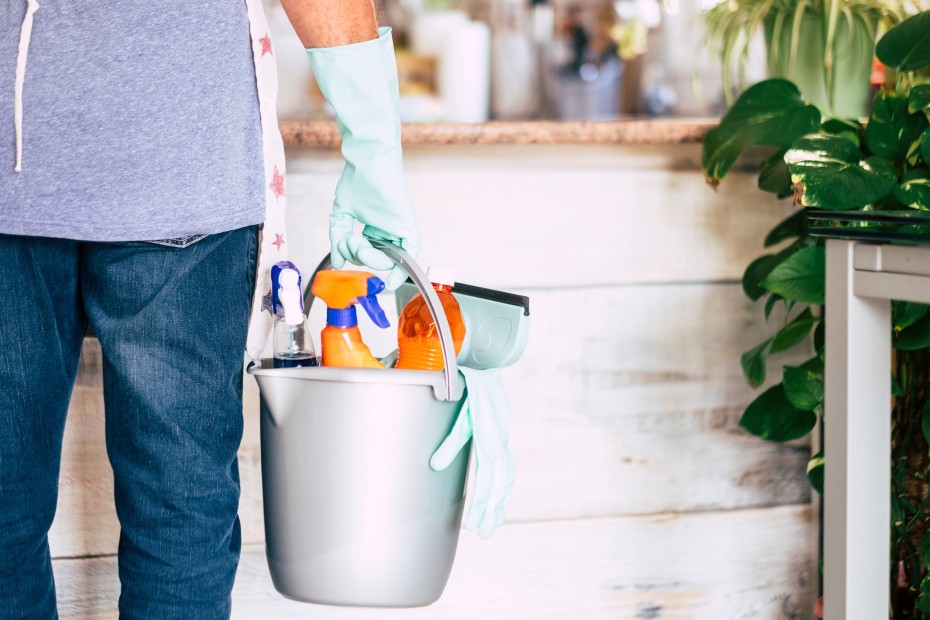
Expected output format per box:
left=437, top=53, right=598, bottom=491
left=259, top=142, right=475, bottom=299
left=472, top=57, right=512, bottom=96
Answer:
left=301, top=240, right=460, bottom=401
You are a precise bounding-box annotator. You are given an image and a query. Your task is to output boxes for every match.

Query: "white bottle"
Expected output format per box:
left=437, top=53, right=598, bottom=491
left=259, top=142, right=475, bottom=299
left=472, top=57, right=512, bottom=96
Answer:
left=273, top=269, right=318, bottom=368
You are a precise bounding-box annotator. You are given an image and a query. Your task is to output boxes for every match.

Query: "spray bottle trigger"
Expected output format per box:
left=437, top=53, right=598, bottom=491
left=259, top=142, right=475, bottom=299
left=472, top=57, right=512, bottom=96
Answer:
left=358, top=276, right=390, bottom=328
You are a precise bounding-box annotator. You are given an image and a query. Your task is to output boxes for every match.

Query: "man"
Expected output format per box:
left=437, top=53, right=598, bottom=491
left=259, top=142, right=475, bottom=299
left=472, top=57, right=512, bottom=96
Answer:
left=0, top=0, right=418, bottom=617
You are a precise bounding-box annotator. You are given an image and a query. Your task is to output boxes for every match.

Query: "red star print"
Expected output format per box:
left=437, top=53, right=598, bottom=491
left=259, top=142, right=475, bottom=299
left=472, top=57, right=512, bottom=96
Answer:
left=259, top=34, right=273, bottom=56
left=269, top=166, right=285, bottom=200
left=272, top=233, right=285, bottom=250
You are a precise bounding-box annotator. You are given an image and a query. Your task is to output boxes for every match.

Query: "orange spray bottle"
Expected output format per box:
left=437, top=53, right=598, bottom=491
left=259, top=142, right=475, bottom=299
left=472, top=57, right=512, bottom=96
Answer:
left=310, top=270, right=390, bottom=368
left=395, top=266, right=466, bottom=371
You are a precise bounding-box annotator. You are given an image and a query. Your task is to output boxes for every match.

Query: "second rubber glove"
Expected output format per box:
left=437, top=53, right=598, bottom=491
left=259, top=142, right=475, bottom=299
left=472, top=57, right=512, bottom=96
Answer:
left=306, top=28, right=419, bottom=291
left=431, top=367, right=516, bottom=539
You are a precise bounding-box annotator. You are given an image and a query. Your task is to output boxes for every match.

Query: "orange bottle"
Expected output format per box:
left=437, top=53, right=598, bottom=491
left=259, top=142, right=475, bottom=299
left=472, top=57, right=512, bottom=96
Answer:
left=310, top=270, right=390, bottom=369
left=396, top=267, right=466, bottom=371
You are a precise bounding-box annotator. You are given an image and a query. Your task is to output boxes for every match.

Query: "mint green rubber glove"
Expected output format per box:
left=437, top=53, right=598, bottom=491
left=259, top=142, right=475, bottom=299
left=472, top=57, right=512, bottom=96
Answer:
left=306, top=27, right=419, bottom=291
left=430, top=367, right=516, bottom=539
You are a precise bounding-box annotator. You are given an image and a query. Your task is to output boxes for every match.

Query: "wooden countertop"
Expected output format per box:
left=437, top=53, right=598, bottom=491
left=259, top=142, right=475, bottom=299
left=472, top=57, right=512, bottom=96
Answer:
left=280, top=118, right=717, bottom=147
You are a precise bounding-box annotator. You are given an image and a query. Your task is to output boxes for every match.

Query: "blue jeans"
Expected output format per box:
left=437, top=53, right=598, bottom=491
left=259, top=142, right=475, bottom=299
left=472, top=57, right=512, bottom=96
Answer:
left=0, top=225, right=258, bottom=619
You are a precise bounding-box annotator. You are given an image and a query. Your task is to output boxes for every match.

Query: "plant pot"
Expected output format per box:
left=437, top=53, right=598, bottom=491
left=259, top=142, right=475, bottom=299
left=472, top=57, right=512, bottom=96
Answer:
left=764, top=12, right=876, bottom=119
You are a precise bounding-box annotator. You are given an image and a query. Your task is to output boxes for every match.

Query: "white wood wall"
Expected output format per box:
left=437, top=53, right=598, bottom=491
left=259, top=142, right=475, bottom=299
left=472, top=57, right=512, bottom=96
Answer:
left=51, top=143, right=816, bottom=618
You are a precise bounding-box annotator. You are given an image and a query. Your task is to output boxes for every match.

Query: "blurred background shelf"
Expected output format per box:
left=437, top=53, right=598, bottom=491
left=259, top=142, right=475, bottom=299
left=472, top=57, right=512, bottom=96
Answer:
left=280, top=118, right=716, bottom=146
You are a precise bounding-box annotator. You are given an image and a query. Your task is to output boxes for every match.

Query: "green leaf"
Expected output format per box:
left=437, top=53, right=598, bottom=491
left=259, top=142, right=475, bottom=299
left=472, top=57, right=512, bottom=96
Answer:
left=741, top=339, right=773, bottom=388
left=923, top=128, right=930, bottom=166
left=758, top=149, right=793, bottom=198
left=761, top=245, right=826, bottom=305
left=743, top=255, right=776, bottom=301
left=771, top=309, right=817, bottom=354
left=814, top=319, right=825, bottom=355
left=918, top=576, right=930, bottom=614
left=921, top=528, right=930, bottom=566
left=764, top=209, right=807, bottom=248
left=820, top=117, right=861, bottom=146
left=783, top=364, right=824, bottom=411
left=893, top=493, right=906, bottom=528
left=807, top=452, right=824, bottom=495
left=785, top=135, right=897, bottom=209
left=800, top=355, right=824, bottom=375
left=909, top=85, right=930, bottom=114
left=893, top=300, right=930, bottom=333
left=922, top=398, right=930, bottom=447
left=764, top=294, right=782, bottom=321
left=739, top=384, right=817, bottom=442
left=865, top=90, right=929, bottom=163
left=875, top=12, right=930, bottom=73
left=893, top=169, right=930, bottom=211
left=892, top=374, right=903, bottom=397
left=702, top=79, right=822, bottom=185
left=743, top=241, right=809, bottom=301
left=894, top=312, right=930, bottom=351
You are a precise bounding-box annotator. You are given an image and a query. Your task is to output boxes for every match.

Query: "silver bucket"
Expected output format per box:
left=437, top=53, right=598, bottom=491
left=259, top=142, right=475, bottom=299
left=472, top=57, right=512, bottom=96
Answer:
left=247, top=241, right=469, bottom=607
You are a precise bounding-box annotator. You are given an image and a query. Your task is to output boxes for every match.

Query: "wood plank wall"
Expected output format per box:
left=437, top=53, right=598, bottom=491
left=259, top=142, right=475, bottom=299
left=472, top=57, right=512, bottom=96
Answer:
left=50, top=143, right=816, bottom=619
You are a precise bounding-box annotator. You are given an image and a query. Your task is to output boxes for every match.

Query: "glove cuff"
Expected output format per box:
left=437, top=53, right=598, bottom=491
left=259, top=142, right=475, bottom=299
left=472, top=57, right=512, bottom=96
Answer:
left=306, top=27, right=401, bottom=151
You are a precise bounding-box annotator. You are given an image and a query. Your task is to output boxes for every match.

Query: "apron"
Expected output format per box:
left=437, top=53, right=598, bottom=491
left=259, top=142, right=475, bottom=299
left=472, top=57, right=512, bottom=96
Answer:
left=243, top=0, right=289, bottom=361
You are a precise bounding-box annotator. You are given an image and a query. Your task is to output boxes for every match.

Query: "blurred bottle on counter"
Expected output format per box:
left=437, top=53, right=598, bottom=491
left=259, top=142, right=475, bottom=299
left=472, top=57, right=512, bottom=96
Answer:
left=553, top=3, right=623, bottom=120
left=273, top=267, right=319, bottom=368
left=400, top=0, right=491, bottom=122
left=490, top=0, right=542, bottom=119
left=531, top=0, right=557, bottom=118
left=396, top=267, right=466, bottom=372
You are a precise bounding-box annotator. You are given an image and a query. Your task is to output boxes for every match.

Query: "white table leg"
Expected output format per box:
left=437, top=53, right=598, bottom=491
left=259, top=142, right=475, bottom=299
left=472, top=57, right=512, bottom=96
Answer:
left=824, top=239, right=891, bottom=620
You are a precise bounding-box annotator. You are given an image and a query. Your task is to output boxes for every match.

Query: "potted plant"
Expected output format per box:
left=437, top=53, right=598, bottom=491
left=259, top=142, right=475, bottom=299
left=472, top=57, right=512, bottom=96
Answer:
left=703, top=0, right=912, bottom=117
left=701, top=10, right=930, bottom=617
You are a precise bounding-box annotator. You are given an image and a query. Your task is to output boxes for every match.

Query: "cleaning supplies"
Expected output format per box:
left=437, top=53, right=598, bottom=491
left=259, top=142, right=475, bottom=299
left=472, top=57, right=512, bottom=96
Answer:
left=394, top=279, right=530, bottom=370
left=396, top=266, right=466, bottom=371
left=272, top=267, right=318, bottom=368
left=310, top=270, right=390, bottom=368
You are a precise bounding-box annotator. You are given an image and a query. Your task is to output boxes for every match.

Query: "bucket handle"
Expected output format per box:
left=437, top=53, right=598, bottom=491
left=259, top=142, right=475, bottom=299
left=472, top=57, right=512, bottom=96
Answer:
left=301, top=241, right=460, bottom=402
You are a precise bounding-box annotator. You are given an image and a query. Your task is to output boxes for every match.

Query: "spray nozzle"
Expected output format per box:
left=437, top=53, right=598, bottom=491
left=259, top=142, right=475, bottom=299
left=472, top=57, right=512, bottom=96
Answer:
left=310, top=270, right=391, bottom=329
left=277, top=269, right=305, bottom=326
left=358, top=277, right=390, bottom=328
left=271, top=261, right=301, bottom=316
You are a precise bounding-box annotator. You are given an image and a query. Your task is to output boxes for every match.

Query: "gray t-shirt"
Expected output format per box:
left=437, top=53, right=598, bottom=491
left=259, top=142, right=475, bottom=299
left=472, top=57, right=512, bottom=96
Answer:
left=0, top=2, right=265, bottom=241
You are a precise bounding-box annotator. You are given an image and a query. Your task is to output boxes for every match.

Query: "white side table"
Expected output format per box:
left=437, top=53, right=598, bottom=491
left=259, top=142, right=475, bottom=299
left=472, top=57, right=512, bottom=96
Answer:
left=824, top=239, right=930, bottom=619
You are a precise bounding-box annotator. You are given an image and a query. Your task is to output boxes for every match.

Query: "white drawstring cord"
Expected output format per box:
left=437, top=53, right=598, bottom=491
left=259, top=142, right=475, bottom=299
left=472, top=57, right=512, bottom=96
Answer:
left=14, top=0, right=40, bottom=172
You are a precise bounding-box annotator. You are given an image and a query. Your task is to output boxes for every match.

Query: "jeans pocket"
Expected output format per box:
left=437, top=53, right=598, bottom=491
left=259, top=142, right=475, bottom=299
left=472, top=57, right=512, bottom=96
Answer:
left=144, top=234, right=208, bottom=249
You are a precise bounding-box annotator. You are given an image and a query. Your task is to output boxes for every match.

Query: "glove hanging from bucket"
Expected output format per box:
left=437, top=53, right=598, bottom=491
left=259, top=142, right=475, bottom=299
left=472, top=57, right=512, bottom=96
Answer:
left=306, top=27, right=420, bottom=291
left=430, top=367, right=515, bottom=539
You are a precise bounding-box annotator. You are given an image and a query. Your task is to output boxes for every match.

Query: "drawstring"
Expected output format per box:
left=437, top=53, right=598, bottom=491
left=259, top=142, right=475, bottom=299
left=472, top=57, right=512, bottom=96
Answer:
left=14, top=0, right=39, bottom=172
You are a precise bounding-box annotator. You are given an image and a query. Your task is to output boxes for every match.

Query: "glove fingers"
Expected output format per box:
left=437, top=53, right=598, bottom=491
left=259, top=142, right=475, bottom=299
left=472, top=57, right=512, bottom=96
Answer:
left=430, top=403, right=473, bottom=471
left=479, top=459, right=510, bottom=538
left=356, top=246, right=396, bottom=272
left=464, top=454, right=493, bottom=532
left=333, top=237, right=354, bottom=269
left=329, top=213, right=354, bottom=269
left=464, top=501, right=482, bottom=532
left=330, top=247, right=347, bottom=269
left=341, top=236, right=396, bottom=271
left=384, top=265, right=409, bottom=292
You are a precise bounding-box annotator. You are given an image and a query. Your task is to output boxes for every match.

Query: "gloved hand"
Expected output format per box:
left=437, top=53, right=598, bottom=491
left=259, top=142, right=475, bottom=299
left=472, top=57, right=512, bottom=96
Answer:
left=306, top=27, right=420, bottom=291
left=430, top=367, right=515, bottom=539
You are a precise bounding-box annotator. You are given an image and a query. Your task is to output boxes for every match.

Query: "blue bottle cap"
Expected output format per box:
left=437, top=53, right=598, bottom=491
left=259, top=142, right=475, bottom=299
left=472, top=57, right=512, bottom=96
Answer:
left=327, top=306, right=358, bottom=329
